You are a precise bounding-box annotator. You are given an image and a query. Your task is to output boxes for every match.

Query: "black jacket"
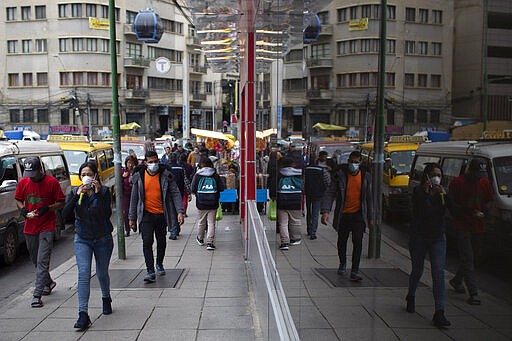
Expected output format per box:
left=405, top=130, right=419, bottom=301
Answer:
left=191, top=167, right=225, bottom=210
left=410, top=185, right=446, bottom=240
left=269, top=167, right=303, bottom=210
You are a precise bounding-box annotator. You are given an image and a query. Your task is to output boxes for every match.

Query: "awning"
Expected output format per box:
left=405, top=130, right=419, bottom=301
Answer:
left=312, top=123, right=347, bottom=131
left=120, top=122, right=141, bottom=130
left=256, top=128, right=277, bottom=139
left=191, top=128, right=230, bottom=140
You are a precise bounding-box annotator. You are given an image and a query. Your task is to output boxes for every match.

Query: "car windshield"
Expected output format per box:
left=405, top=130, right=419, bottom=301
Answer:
left=390, top=150, right=416, bottom=175
left=122, top=144, right=145, bottom=159
left=319, top=144, right=355, bottom=156
left=493, top=156, right=512, bottom=195
left=63, top=150, right=88, bottom=174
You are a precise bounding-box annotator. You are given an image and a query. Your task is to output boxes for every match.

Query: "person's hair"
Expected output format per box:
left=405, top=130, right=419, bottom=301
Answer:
left=208, top=149, right=217, bottom=157
left=280, top=157, right=295, bottom=168
left=199, top=156, right=214, bottom=168
left=144, top=150, right=158, bottom=160
left=319, top=151, right=328, bottom=157
left=349, top=150, right=361, bottom=160
left=124, top=155, right=137, bottom=168
left=78, top=161, right=100, bottom=183
left=420, top=163, right=443, bottom=187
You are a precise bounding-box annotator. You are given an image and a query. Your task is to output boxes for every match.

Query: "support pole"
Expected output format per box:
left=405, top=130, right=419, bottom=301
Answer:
left=110, top=0, right=125, bottom=260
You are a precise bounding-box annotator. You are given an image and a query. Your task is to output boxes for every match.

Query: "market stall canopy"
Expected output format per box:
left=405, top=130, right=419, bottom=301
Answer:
left=224, top=134, right=236, bottom=141
left=120, top=122, right=141, bottom=130
left=312, top=123, right=347, bottom=131
left=191, top=128, right=231, bottom=140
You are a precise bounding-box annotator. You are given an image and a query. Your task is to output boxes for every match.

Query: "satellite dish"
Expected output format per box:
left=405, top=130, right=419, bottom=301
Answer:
left=133, top=10, right=164, bottom=43
left=303, top=12, right=321, bottom=44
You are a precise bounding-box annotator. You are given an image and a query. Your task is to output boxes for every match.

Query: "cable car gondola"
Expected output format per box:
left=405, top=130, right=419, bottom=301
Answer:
left=133, top=10, right=164, bottom=43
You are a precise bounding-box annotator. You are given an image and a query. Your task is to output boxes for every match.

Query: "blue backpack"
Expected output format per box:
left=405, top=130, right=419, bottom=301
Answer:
left=197, top=176, right=218, bottom=206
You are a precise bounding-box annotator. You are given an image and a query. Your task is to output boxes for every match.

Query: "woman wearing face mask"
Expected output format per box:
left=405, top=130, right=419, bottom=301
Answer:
left=122, top=155, right=138, bottom=236
left=406, top=163, right=450, bottom=328
left=63, top=161, right=114, bottom=331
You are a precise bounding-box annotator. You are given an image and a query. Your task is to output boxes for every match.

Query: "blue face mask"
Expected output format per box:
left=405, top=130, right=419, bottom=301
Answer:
left=348, top=163, right=360, bottom=174
left=147, top=163, right=159, bottom=172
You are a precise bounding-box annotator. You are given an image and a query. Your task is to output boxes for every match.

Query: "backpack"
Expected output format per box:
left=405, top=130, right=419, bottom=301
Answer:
left=278, top=176, right=302, bottom=194
left=197, top=176, right=218, bottom=206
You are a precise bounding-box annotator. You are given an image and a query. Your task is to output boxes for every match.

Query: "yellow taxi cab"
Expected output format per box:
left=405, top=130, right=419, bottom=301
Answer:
left=47, top=135, right=115, bottom=191
left=360, top=135, right=424, bottom=219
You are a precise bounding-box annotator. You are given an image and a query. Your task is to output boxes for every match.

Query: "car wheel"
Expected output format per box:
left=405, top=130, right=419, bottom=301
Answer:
left=3, top=226, right=18, bottom=265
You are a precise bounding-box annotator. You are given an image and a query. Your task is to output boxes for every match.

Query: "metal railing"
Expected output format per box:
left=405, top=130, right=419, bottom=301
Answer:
left=125, top=88, right=149, bottom=99
left=124, top=56, right=150, bottom=67
left=191, top=92, right=207, bottom=101
left=306, top=58, right=333, bottom=68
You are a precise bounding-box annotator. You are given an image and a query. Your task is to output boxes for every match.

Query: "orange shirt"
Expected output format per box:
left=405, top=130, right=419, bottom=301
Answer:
left=144, top=171, right=164, bottom=214
left=343, top=172, right=362, bottom=214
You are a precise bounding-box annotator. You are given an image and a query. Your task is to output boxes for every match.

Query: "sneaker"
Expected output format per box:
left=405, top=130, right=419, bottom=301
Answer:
left=42, top=280, right=56, bottom=296
left=337, top=264, right=347, bottom=275
left=206, top=243, right=216, bottom=250
left=102, top=297, right=112, bottom=315
left=467, top=295, right=481, bottom=305
left=290, top=239, right=302, bottom=246
left=169, top=235, right=177, bottom=240
left=279, top=243, right=289, bottom=250
left=432, top=310, right=451, bottom=328
left=350, top=271, right=363, bottom=281
left=406, top=295, right=415, bottom=313
left=144, top=271, right=156, bottom=283
left=449, top=279, right=466, bottom=294
left=310, top=235, right=317, bottom=240
left=156, top=264, right=166, bottom=276
left=196, top=236, right=204, bottom=246
left=74, top=311, right=91, bottom=330
left=31, top=296, right=43, bottom=308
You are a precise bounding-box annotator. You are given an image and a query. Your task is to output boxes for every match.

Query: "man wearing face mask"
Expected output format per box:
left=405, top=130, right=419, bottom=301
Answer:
left=15, top=157, right=66, bottom=308
left=129, top=151, right=184, bottom=283
left=448, top=158, right=493, bottom=305
left=320, top=151, right=373, bottom=281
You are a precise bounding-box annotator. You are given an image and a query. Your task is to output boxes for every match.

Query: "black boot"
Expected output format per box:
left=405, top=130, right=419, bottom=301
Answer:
left=102, top=297, right=112, bottom=315
left=406, top=296, right=415, bottom=313
left=432, top=310, right=451, bottom=328
left=74, top=311, right=91, bottom=330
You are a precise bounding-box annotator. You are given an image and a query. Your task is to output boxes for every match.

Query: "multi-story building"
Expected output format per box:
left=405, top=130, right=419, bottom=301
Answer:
left=0, top=0, right=228, bottom=139
left=282, top=0, right=454, bottom=138
left=453, top=0, right=512, bottom=122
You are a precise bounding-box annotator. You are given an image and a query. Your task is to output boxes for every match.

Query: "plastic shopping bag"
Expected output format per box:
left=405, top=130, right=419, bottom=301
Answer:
left=216, top=203, right=223, bottom=221
left=268, top=199, right=277, bottom=221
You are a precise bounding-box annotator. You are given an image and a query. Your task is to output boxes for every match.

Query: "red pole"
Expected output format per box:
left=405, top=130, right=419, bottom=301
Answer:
left=239, top=89, right=246, bottom=221
left=246, top=31, right=256, bottom=202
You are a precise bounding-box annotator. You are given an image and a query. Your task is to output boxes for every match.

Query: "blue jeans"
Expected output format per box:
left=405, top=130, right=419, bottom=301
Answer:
left=306, top=197, right=322, bottom=236
left=408, top=235, right=446, bottom=311
left=74, top=234, right=113, bottom=313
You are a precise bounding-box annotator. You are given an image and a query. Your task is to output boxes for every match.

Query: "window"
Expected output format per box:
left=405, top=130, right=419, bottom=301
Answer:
left=60, top=72, right=71, bottom=86
left=59, top=38, right=69, bottom=52
left=126, top=74, right=142, bottom=89
left=37, top=108, right=48, bottom=123
left=430, top=110, right=440, bottom=123
left=405, top=73, right=415, bottom=87
left=337, top=109, right=346, bottom=125
left=373, top=5, right=381, bottom=19
left=61, top=108, right=70, bottom=124
left=21, top=6, right=31, bottom=20
left=7, top=40, right=17, bottom=53
left=162, top=19, right=183, bottom=34
left=387, top=109, right=395, bottom=125
left=73, top=72, right=84, bottom=85
left=360, top=73, right=370, bottom=86
left=86, top=38, right=97, bottom=51
left=23, top=109, right=34, bottom=122
left=6, top=7, right=16, bottom=21
left=102, top=109, right=111, bottom=125
left=100, top=5, right=108, bottom=18
left=411, top=155, right=441, bottom=181
left=349, top=40, right=358, bottom=53
left=205, top=82, right=213, bottom=94
left=405, top=40, right=415, bottom=54
left=58, top=4, right=68, bottom=18
left=386, top=72, right=395, bottom=86
left=97, top=151, right=108, bottom=171
left=371, top=39, right=380, bottom=52
left=370, top=72, right=378, bottom=86
left=432, top=10, right=442, bottom=24
left=35, top=5, right=46, bottom=19
left=442, top=158, right=467, bottom=185
left=317, top=11, right=328, bottom=25
left=349, top=73, right=357, bottom=87
left=37, top=73, right=48, bottom=86
left=338, top=41, right=349, bottom=55
left=23, top=73, right=33, bottom=86
left=86, top=4, right=96, bottom=17
left=419, top=41, right=428, bottom=55
left=148, top=46, right=183, bottom=62
left=361, top=5, right=371, bottom=18
left=432, top=42, right=442, bottom=56
left=387, top=5, right=396, bottom=19
left=417, top=109, right=428, bottom=123
left=105, top=149, right=114, bottom=168
left=361, top=39, right=371, bottom=53
left=126, top=10, right=137, bottom=24
left=72, top=38, right=84, bottom=51
left=87, top=72, right=98, bottom=85
left=22, top=39, right=32, bottom=53
left=347, top=109, right=356, bottom=125
left=126, top=43, right=142, bottom=57
left=418, top=74, right=428, bottom=87
left=101, top=39, right=109, bottom=53
left=337, top=8, right=347, bottom=22
left=90, top=109, right=99, bottom=125
left=311, top=43, right=331, bottom=58
left=35, top=39, right=47, bottom=52
left=387, top=39, right=396, bottom=53
left=406, top=7, right=415, bottom=22
left=404, top=109, right=414, bottom=123
left=71, top=4, right=82, bottom=17
left=419, top=9, right=428, bottom=23
left=101, top=73, right=110, bottom=86
left=431, top=74, right=441, bottom=88
left=41, top=155, right=67, bottom=181
left=349, top=6, right=358, bottom=20
left=8, top=73, right=19, bottom=86
left=10, top=110, right=20, bottom=122
left=337, top=74, right=347, bottom=88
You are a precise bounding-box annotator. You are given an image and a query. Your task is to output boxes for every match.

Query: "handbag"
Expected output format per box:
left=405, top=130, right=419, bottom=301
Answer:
left=216, top=203, right=223, bottom=221
left=268, top=199, right=277, bottom=221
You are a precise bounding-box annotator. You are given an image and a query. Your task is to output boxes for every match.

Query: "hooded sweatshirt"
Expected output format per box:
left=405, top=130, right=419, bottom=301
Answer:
left=271, top=167, right=303, bottom=210
left=191, top=167, right=225, bottom=210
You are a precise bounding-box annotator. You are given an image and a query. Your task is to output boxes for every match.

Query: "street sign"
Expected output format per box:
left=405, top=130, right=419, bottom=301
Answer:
left=155, top=57, right=171, bottom=74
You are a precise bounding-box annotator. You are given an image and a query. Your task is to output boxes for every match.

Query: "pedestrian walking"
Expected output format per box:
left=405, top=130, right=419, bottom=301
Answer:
left=62, top=161, right=114, bottom=330
left=305, top=150, right=331, bottom=240
left=269, top=157, right=303, bottom=250
left=129, top=151, right=184, bottom=283
left=180, top=153, right=194, bottom=217
left=448, top=158, right=493, bottom=305
left=406, top=163, right=450, bottom=327
left=160, top=146, right=172, bottom=164
left=122, top=155, right=137, bottom=237
left=15, top=157, right=65, bottom=308
left=321, top=151, right=373, bottom=281
left=187, top=146, right=201, bottom=167
left=191, top=157, right=224, bottom=250
left=167, top=154, right=190, bottom=240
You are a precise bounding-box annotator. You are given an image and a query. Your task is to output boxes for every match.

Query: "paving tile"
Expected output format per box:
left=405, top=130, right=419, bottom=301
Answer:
left=0, top=332, right=28, bottom=341
left=444, top=328, right=511, bottom=341
left=203, top=297, right=250, bottom=307
left=334, top=327, right=400, bottom=341
left=159, top=288, right=205, bottom=298
left=144, top=307, right=201, bottom=329
left=80, top=330, right=140, bottom=341
left=205, top=287, right=248, bottom=298
left=393, top=328, right=452, bottom=341
left=322, top=306, right=387, bottom=329
left=443, top=315, right=492, bottom=329
left=157, top=297, right=204, bottom=309
left=289, top=306, right=331, bottom=329
left=88, top=307, right=153, bottom=330
left=138, top=328, right=196, bottom=341
left=196, top=329, right=256, bottom=340
left=297, top=328, right=339, bottom=341
left=21, top=331, right=81, bottom=341
left=199, top=311, right=253, bottom=329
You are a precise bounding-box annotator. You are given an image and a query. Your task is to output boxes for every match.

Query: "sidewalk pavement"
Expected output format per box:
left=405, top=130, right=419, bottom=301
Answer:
left=1, top=205, right=511, bottom=341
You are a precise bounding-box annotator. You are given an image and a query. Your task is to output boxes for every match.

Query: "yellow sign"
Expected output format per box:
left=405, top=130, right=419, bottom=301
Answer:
left=47, top=135, right=88, bottom=142
left=389, top=135, right=425, bottom=143
left=89, top=17, right=110, bottom=30
left=349, top=18, right=369, bottom=31
left=482, top=130, right=512, bottom=139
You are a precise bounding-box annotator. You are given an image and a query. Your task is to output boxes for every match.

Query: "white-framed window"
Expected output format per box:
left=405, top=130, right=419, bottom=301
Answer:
left=431, top=74, right=441, bottom=88
left=101, top=39, right=109, bottom=53
left=387, top=5, right=396, bottom=19
left=432, top=10, right=442, bottom=24
left=22, top=39, right=32, bottom=53
left=101, top=5, right=109, bottom=18
left=35, top=5, right=46, bottom=19
left=432, top=42, right=442, bottom=56
left=101, top=73, right=110, bottom=86
left=337, top=8, right=347, bottom=22
left=7, top=40, right=17, bottom=53
left=71, top=4, right=82, bottom=17
left=371, top=39, right=380, bottom=52
left=419, top=9, right=428, bottom=23
left=23, top=109, right=34, bottom=122
left=418, top=74, right=428, bottom=87
left=205, top=82, right=212, bottom=94
left=103, top=109, right=111, bottom=125
left=360, top=72, right=370, bottom=86
left=86, top=4, right=96, bottom=17
left=126, top=42, right=142, bottom=57
left=86, top=38, right=97, bottom=52
left=417, top=109, right=428, bottom=123
left=373, top=5, right=381, bottom=19
left=317, top=11, right=328, bottom=25
left=349, top=40, right=357, bottom=54
left=90, top=109, right=99, bottom=125
left=387, top=39, right=396, bottom=53
left=60, top=72, right=71, bottom=86
left=406, top=7, right=415, bottom=22
left=21, top=6, right=31, bottom=20
left=87, top=72, right=98, bottom=85
left=405, top=40, right=415, bottom=54
left=73, top=72, right=84, bottom=85
left=37, top=108, right=48, bottom=123
left=59, top=38, right=69, bottom=52
left=311, top=43, right=331, bottom=58
left=347, top=109, right=356, bottom=125
left=126, top=10, right=137, bottom=24
left=338, top=41, right=349, bottom=55
left=37, top=72, right=48, bottom=86
left=72, top=38, right=84, bottom=51
left=360, top=39, right=371, bottom=53
left=349, top=73, right=357, bottom=87
left=35, top=39, right=47, bottom=53
left=23, top=73, right=33, bottom=86
left=6, top=7, right=16, bottom=21
left=349, top=6, right=358, bottom=20
left=58, top=4, right=68, bottom=18
left=419, top=41, right=428, bottom=55
left=404, top=73, right=415, bottom=87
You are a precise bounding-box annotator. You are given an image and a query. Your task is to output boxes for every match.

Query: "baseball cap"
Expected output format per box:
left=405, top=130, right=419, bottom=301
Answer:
left=23, top=157, right=42, bottom=177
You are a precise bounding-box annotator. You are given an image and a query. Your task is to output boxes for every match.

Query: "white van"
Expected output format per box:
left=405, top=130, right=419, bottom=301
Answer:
left=410, top=140, right=512, bottom=260
left=0, top=141, right=71, bottom=264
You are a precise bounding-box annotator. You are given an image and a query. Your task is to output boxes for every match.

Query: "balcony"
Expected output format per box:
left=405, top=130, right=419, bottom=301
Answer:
left=306, top=58, right=333, bottom=68
left=124, top=24, right=136, bottom=36
left=125, top=88, right=149, bottom=99
left=124, top=56, right=150, bottom=68
left=189, top=65, right=207, bottom=74
left=319, top=24, right=333, bottom=35
left=191, top=92, right=207, bottom=101
left=186, top=36, right=201, bottom=46
left=307, top=89, right=333, bottom=100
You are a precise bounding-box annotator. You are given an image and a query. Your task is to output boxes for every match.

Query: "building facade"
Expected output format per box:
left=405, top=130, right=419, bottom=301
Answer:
left=282, top=0, right=454, bottom=138
left=0, top=0, right=230, bottom=139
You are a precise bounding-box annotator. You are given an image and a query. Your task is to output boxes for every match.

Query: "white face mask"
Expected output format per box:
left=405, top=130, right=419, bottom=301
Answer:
left=147, top=163, right=159, bottom=172
left=430, top=176, right=441, bottom=186
left=348, top=163, right=360, bottom=174
left=82, top=175, right=93, bottom=186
